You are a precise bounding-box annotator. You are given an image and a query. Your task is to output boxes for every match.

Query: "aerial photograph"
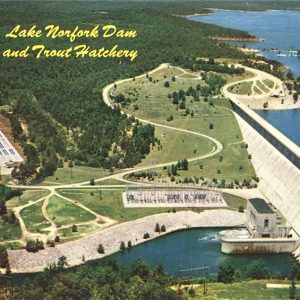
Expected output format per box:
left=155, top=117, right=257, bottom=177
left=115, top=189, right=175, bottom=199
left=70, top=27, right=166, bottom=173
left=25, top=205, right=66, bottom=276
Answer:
left=0, top=0, right=299, bottom=299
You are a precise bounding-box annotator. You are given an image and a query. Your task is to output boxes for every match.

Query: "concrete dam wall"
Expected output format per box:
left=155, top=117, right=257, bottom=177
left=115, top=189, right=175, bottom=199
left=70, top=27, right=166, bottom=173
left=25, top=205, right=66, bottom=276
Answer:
left=221, top=238, right=299, bottom=254
left=231, top=100, right=300, bottom=237
left=231, top=101, right=300, bottom=169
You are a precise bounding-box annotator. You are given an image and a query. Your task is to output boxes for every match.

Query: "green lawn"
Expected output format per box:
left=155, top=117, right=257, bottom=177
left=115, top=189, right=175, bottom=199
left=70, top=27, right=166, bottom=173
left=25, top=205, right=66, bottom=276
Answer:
left=96, top=178, right=127, bottom=185
left=21, top=201, right=51, bottom=233
left=0, top=219, right=21, bottom=241
left=253, top=86, right=262, bottom=94
left=40, top=166, right=112, bottom=185
left=256, top=80, right=270, bottom=93
left=47, top=195, right=95, bottom=226
left=57, top=189, right=169, bottom=222
left=111, top=65, right=255, bottom=182
left=221, top=69, right=255, bottom=84
left=6, top=190, right=50, bottom=208
left=113, top=66, right=226, bottom=123
left=228, top=81, right=253, bottom=95
left=263, top=79, right=275, bottom=89
left=170, top=113, right=242, bottom=145
left=154, top=142, right=255, bottom=183
left=0, top=241, right=22, bottom=250
left=137, top=126, right=214, bottom=167
left=180, top=280, right=300, bottom=300
left=176, top=73, right=200, bottom=79
left=57, top=223, right=102, bottom=242
left=223, top=193, right=247, bottom=210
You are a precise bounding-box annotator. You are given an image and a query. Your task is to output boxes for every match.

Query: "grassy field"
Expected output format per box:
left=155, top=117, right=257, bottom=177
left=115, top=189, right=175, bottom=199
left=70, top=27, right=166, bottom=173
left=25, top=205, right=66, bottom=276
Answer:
left=137, top=126, right=214, bottom=167
left=40, top=166, right=112, bottom=185
left=180, top=280, right=300, bottom=300
left=21, top=201, right=51, bottom=233
left=113, top=66, right=208, bottom=122
left=111, top=66, right=249, bottom=124
left=223, top=193, right=247, bottom=210
left=228, top=81, right=253, bottom=95
left=185, top=143, right=254, bottom=181
left=263, top=79, right=275, bottom=89
left=256, top=80, right=270, bottom=93
left=253, top=86, right=262, bottom=94
left=0, top=220, right=21, bottom=241
left=57, top=223, right=102, bottom=242
left=153, top=140, right=255, bottom=183
left=96, top=178, right=126, bottom=185
left=57, top=189, right=169, bottom=222
left=6, top=190, right=49, bottom=208
left=47, top=195, right=95, bottom=226
left=112, top=66, right=255, bottom=182
left=220, top=69, right=254, bottom=84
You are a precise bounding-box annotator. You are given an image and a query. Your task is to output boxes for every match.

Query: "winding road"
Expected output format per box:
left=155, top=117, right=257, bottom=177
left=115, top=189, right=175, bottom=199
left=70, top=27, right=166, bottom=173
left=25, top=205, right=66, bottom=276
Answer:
left=4, top=63, right=265, bottom=256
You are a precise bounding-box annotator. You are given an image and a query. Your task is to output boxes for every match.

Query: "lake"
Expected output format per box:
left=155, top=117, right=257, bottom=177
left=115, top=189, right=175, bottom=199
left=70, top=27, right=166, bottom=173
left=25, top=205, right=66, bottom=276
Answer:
left=189, top=10, right=300, bottom=76
left=257, top=109, right=300, bottom=145
left=189, top=10, right=300, bottom=146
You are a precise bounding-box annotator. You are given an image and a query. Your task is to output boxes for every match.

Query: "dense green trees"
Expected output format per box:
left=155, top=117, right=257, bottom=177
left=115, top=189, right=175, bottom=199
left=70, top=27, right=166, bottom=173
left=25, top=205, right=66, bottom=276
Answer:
left=217, top=259, right=272, bottom=283
left=0, top=185, right=20, bottom=232
left=0, top=245, right=9, bottom=268
left=9, top=255, right=299, bottom=299
left=0, top=199, right=7, bottom=215
left=177, top=159, right=189, bottom=170
left=97, top=243, right=105, bottom=254
left=217, top=262, right=235, bottom=283
left=0, top=185, right=22, bottom=201
left=13, top=259, right=176, bottom=299
left=26, top=239, right=45, bottom=253
left=0, top=2, right=251, bottom=182
left=289, top=263, right=300, bottom=280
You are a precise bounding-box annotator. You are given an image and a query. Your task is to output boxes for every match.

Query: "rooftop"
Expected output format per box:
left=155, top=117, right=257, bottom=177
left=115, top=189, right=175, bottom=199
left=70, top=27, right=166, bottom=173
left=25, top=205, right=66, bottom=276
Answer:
left=249, top=198, right=274, bottom=214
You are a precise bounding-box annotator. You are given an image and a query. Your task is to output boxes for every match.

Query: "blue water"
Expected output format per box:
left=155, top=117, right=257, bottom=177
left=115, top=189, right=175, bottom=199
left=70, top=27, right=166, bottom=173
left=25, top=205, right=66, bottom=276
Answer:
left=103, top=229, right=295, bottom=277
left=257, top=109, right=300, bottom=145
left=189, top=10, right=300, bottom=146
left=189, top=10, right=300, bottom=76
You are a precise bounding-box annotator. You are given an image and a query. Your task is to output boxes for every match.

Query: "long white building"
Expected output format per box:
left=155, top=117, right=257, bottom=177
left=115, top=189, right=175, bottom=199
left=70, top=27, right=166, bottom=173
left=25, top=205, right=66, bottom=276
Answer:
left=0, top=130, right=23, bottom=173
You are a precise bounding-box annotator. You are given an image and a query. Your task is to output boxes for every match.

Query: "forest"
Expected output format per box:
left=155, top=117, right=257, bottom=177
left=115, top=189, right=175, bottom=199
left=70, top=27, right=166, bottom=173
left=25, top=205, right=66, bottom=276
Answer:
left=0, top=1, right=255, bottom=182
left=1, top=257, right=299, bottom=299
left=7, top=259, right=177, bottom=300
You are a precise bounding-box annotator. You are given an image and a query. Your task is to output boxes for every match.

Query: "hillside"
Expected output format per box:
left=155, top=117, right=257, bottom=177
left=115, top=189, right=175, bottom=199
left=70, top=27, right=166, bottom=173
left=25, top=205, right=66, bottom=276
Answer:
left=0, top=1, right=252, bottom=183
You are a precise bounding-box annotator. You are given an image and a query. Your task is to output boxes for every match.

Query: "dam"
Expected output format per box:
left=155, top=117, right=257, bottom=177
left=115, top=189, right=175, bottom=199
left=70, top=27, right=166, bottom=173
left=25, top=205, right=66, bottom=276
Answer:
left=228, top=97, right=300, bottom=259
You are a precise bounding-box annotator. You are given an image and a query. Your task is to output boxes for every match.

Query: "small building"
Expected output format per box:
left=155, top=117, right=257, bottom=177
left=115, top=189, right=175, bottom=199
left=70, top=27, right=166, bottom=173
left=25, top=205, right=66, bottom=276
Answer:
left=246, top=198, right=277, bottom=238
left=220, top=197, right=299, bottom=254
left=0, top=130, right=23, bottom=175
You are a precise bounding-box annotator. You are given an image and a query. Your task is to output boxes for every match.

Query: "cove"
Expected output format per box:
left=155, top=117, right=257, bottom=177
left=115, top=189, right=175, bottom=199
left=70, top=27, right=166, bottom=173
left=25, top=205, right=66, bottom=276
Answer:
left=188, top=10, right=300, bottom=76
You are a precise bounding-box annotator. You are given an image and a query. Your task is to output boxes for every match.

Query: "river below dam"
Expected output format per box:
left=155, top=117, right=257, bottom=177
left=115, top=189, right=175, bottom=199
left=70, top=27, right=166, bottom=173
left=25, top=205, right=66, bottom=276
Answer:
left=102, top=229, right=294, bottom=277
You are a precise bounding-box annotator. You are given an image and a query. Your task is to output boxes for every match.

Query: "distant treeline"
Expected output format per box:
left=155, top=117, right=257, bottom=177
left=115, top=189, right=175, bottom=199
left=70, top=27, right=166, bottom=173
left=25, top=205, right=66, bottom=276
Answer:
left=177, top=57, right=245, bottom=74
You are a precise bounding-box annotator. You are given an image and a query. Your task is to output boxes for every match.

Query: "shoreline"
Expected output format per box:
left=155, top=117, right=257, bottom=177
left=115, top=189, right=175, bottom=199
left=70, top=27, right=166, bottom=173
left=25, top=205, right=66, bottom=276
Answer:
left=213, top=36, right=263, bottom=42
left=201, top=8, right=300, bottom=14
left=7, top=210, right=244, bottom=274
left=183, top=12, right=213, bottom=17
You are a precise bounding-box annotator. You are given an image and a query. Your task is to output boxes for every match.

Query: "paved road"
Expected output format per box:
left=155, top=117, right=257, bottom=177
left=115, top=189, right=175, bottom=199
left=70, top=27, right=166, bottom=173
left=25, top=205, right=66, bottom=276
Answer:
left=5, top=63, right=264, bottom=252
